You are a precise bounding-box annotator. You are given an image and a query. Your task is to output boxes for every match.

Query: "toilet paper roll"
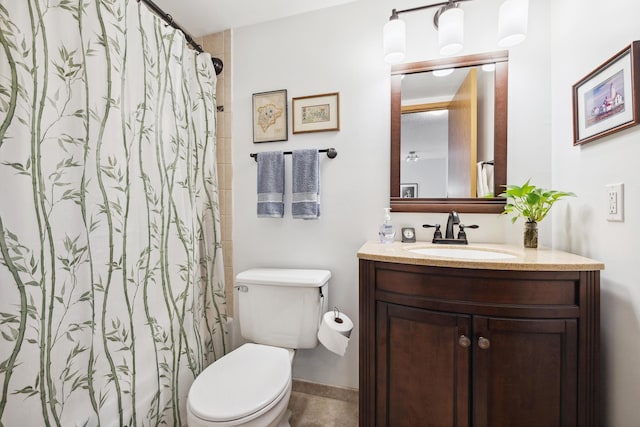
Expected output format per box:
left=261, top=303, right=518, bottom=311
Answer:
left=317, top=310, right=353, bottom=356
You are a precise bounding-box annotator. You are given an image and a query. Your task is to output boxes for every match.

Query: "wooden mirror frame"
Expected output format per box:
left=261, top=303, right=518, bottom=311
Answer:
left=390, top=51, right=509, bottom=213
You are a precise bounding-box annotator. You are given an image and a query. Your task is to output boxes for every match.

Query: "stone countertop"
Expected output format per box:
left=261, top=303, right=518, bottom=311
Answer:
left=357, top=241, right=604, bottom=271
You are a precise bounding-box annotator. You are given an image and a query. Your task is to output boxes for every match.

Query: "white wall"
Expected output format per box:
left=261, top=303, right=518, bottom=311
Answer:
left=549, top=1, right=640, bottom=425
left=232, top=0, right=552, bottom=388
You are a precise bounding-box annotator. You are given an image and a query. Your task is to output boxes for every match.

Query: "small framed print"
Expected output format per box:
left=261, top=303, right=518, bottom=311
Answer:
left=253, top=89, right=288, bottom=143
left=572, top=41, right=640, bottom=145
left=400, top=183, right=418, bottom=198
left=292, top=92, right=340, bottom=134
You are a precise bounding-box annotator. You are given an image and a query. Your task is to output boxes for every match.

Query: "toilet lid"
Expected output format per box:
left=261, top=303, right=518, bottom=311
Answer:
left=236, top=268, right=331, bottom=287
left=188, top=343, right=291, bottom=422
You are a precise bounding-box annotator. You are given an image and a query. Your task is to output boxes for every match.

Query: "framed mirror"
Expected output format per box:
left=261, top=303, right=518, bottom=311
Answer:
left=390, top=51, right=509, bottom=213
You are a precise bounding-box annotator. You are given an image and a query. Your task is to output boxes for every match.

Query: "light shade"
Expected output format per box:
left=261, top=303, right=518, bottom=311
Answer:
left=497, top=0, right=529, bottom=47
left=384, top=17, right=406, bottom=64
left=438, top=7, right=464, bottom=56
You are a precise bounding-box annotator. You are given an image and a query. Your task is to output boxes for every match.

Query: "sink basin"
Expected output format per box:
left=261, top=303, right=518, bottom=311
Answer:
left=408, top=247, right=518, bottom=260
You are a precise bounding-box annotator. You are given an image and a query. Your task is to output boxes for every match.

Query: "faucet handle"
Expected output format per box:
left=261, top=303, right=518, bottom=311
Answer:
left=423, top=224, right=442, bottom=239
left=457, top=224, right=479, bottom=241
left=459, top=224, right=479, bottom=230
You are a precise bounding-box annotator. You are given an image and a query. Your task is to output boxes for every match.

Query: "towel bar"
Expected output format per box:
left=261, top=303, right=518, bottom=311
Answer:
left=250, top=148, right=337, bottom=162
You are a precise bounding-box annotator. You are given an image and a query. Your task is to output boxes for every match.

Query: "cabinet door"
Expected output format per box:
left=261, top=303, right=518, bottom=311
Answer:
left=472, top=317, right=578, bottom=427
left=376, top=302, right=471, bottom=427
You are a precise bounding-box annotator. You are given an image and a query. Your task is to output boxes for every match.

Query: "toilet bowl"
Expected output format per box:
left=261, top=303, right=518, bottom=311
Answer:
left=186, top=268, right=330, bottom=427
left=187, top=343, right=293, bottom=427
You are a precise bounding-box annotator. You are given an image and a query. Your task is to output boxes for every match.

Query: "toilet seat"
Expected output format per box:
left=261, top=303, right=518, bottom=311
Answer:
left=188, top=343, right=291, bottom=424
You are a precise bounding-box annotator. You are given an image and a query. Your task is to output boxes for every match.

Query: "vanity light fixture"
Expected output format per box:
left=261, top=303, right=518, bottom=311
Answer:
left=406, top=151, right=419, bottom=162
left=383, top=0, right=529, bottom=64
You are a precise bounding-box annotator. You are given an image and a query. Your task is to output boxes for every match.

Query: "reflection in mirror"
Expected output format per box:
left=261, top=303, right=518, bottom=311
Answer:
left=401, top=108, right=448, bottom=197
left=401, top=65, right=495, bottom=198
left=390, top=51, right=508, bottom=213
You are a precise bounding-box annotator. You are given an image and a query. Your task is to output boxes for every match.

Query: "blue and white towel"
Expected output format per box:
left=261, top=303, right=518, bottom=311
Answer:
left=292, top=149, right=320, bottom=219
left=257, top=151, right=285, bottom=218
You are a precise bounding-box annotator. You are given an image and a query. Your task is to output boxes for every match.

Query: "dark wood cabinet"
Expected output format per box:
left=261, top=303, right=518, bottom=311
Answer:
left=360, top=260, right=600, bottom=427
left=377, top=303, right=471, bottom=426
left=471, top=316, right=578, bottom=427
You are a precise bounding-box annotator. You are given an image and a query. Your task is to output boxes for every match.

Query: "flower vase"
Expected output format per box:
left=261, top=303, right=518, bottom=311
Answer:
left=524, top=221, right=538, bottom=248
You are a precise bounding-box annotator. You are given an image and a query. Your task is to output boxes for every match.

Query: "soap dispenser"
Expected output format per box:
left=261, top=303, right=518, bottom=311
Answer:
left=378, top=208, right=396, bottom=244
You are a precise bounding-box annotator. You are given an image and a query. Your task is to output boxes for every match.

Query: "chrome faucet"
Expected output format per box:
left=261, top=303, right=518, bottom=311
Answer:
left=445, top=211, right=460, bottom=239
left=422, top=211, right=479, bottom=244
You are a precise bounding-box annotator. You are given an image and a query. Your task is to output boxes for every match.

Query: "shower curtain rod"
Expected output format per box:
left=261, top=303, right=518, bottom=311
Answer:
left=138, top=0, right=224, bottom=75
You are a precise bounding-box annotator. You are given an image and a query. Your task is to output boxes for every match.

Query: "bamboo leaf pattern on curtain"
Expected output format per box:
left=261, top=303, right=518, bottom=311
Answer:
left=0, top=0, right=227, bottom=426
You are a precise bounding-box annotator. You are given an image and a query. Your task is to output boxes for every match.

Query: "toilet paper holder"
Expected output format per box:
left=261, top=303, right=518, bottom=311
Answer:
left=318, top=306, right=353, bottom=356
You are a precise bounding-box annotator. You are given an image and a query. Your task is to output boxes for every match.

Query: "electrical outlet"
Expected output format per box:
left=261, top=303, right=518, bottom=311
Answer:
left=609, top=190, right=617, bottom=214
left=606, top=183, right=624, bottom=222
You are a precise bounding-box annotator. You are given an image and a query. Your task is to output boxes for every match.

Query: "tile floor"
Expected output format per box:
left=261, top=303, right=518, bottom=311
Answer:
left=288, top=379, right=358, bottom=427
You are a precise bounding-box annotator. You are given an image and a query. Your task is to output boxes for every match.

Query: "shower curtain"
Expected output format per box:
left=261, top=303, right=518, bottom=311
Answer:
left=0, top=1, right=227, bottom=426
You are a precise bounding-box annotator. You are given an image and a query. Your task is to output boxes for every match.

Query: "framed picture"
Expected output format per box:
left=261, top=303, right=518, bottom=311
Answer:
left=292, top=92, right=340, bottom=134
left=253, top=89, right=288, bottom=143
left=572, top=41, right=640, bottom=145
left=400, top=183, right=418, bottom=198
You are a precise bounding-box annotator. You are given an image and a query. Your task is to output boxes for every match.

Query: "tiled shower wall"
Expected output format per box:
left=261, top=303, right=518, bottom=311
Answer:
left=198, top=30, right=234, bottom=315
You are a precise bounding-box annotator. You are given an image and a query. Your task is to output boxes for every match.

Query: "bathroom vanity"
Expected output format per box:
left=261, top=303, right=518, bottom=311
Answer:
left=358, top=241, right=603, bottom=427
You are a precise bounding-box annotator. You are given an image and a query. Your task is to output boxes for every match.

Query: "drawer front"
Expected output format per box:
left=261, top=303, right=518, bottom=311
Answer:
left=375, top=263, right=578, bottom=307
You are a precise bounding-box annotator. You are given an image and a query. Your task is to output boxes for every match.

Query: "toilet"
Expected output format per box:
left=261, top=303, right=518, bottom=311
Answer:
left=187, top=268, right=330, bottom=427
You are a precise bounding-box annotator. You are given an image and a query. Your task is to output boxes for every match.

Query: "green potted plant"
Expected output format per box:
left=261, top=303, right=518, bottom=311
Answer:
left=500, top=179, right=576, bottom=248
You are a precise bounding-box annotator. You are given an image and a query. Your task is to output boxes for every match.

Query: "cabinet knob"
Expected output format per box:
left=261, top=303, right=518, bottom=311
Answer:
left=458, top=335, right=471, bottom=348
left=478, top=337, right=491, bottom=350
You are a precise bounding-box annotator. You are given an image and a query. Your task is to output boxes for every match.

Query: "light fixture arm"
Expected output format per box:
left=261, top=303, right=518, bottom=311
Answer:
left=433, top=0, right=461, bottom=29
left=391, top=0, right=472, bottom=21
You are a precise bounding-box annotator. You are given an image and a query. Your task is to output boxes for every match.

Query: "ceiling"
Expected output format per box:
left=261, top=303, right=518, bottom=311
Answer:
left=401, top=65, right=496, bottom=103
left=150, top=0, right=358, bottom=37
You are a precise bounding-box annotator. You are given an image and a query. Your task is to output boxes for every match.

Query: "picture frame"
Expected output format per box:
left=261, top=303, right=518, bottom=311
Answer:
left=253, top=89, right=288, bottom=143
left=292, top=92, right=340, bottom=134
left=400, top=183, right=418, bottom=198
left=572, top=41, right=640, bottom=146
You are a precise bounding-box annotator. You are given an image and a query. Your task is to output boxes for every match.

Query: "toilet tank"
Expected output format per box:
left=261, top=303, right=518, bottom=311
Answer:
left=236, top=268, right=330, bottom=349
